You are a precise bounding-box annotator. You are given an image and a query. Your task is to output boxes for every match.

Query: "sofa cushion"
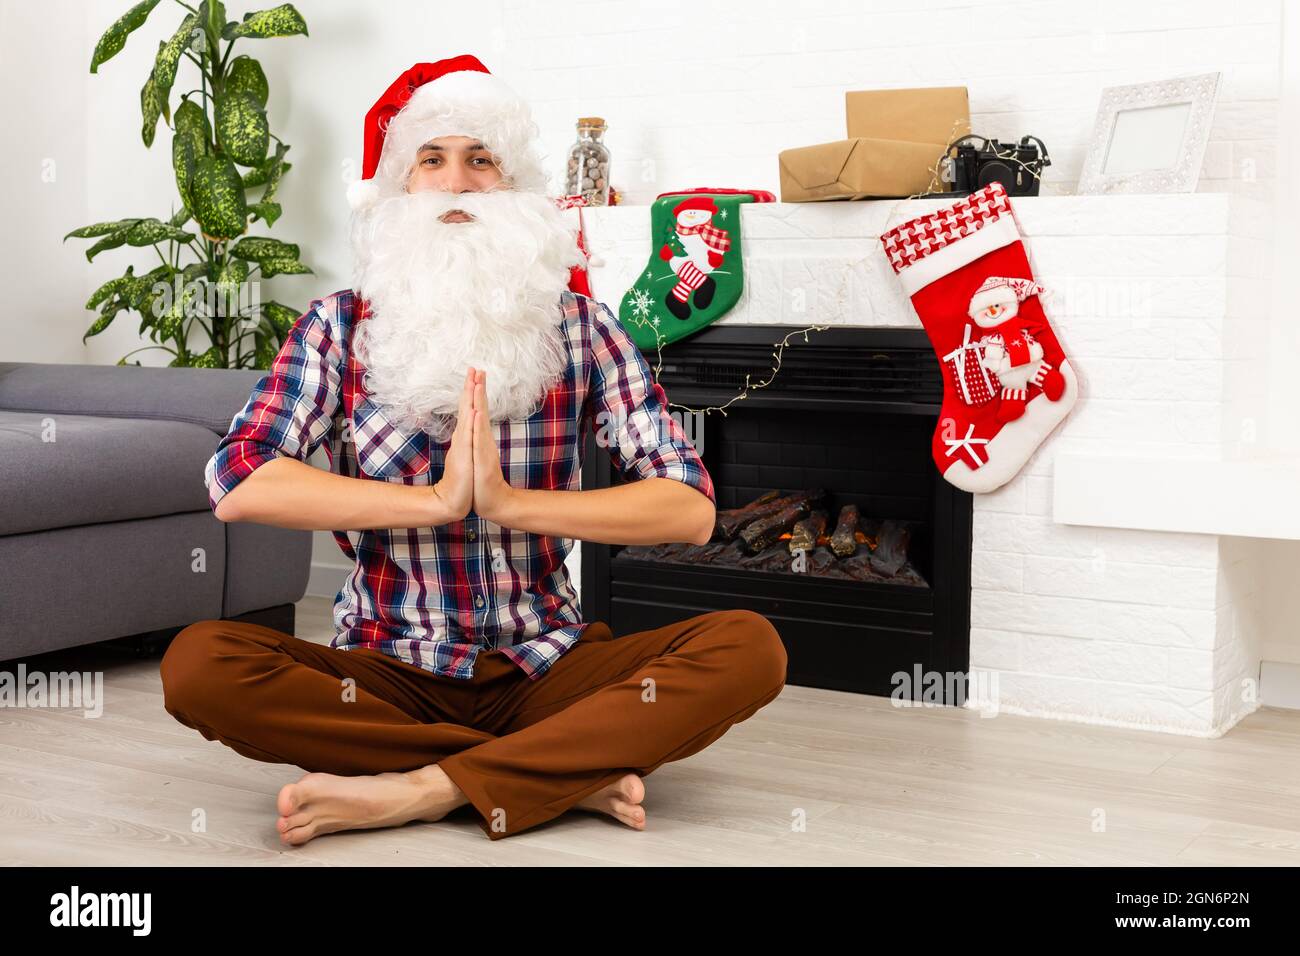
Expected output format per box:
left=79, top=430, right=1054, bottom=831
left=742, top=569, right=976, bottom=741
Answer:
left=0, top=410, right=217, bottom=536
left=0, top=513, right=226, bottom=659
left=223, top=519, right=313, bottom=617
left=0, top=361, right=265, bottom=436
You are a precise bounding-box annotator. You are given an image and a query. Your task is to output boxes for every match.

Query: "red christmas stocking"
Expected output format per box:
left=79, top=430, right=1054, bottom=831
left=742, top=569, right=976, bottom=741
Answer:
left=879, top=182, right=1078, bottom=493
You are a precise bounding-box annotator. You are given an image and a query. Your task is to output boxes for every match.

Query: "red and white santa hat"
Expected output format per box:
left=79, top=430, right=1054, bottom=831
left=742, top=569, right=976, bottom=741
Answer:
left=967, top=275, right=1045, bottom=317
left=346, top=54, right=549, bottom=211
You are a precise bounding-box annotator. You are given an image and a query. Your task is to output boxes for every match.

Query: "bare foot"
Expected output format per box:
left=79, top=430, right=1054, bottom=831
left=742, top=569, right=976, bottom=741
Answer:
left=275, top=764, right=467, bottom=846
left=574, top=773, right=646, bottom=831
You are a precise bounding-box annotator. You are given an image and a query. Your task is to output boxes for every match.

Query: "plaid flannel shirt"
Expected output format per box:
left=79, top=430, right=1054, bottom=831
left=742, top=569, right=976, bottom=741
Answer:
left=204, top=289, right=715, bottom=681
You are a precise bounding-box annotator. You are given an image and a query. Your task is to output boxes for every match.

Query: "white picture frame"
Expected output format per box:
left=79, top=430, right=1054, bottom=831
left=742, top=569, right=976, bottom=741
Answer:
left=1077, top=72, right=1221, bottom=195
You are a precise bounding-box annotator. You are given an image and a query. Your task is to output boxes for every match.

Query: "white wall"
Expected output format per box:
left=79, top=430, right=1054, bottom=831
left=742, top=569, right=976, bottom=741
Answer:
left=8, top=0, right=1284, bottom=367
left=518, top=0, right=1281, bottom=203
left=0, top=0, right=92, bottom=363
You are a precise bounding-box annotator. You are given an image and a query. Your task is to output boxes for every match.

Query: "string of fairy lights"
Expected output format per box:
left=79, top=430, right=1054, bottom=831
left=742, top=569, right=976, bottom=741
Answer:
left=618, top=118, right=1047, bottom=422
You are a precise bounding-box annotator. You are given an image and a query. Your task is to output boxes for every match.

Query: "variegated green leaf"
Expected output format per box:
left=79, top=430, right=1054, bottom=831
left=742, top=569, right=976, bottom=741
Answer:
left=241, top=163, right=270, bottom=188
left=173, top=132, right=199, bottom=215
left=191, top=346, right=225, bottom=368
left=153, top=14, right=199, bottom=106
left=225, top=55, right=269, bottom=107
left=257, top=257, right=311, bottom=278
left=85, top=266, right=135, bottom=311
left=174, top=97, right=212, bottom=142
left=126, top=264, right=173, bottom=309
left=84, top=291, right=131, bottom=342
left=65, top=220, right=131, bottom=241
left=248, top=200, right=281, bottom=226
left=89, top=0, right=163, bottom=73
left=84, top=310, right=117, bottom=342
left=124, top=218, right=194, bottom=246
left=240, top=142, right=287, bottom=188
left=230, top=236, right=297, bottom=262
left=214, top=258, right=250, bottom=313
left=215, top=90, right=268, bottom=167
left=243, top=163, right=291, bottom=203
left=262, top=154, right=289, bottom=201
left=155, top=281, right=195, bottom=340
left=135, top=286, right=164, bottom=323
left=172, top=99, right=210, bottom=216
left=260, top=300, right=301, bottom=335
left=221, top=3, right=308, bottom=40
left=217, top=257, right=250, bottom=286
left=140, top=65, right=164, bottom=148
left=191, top=155, right=248, bottom=240
left=201, top=0, right=226, bottom=39
left=85, top=220, right=141, bottom=262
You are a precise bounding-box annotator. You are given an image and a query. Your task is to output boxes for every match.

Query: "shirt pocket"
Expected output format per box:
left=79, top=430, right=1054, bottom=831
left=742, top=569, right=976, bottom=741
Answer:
left=350, top=395, right=432, bottom=481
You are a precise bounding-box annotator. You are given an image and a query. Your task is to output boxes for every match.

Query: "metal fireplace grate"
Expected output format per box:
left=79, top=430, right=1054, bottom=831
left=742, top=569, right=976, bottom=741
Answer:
left=649, top=339, right=943, bottom=407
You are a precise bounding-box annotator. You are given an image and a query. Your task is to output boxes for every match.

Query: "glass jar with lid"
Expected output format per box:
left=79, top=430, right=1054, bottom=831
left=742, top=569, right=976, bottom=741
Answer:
left=564, top=117, right=610, bottom=206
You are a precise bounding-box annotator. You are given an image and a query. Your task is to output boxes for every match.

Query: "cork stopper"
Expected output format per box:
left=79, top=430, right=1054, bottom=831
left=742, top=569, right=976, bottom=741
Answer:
left=577, top=116, right=607, bottom=129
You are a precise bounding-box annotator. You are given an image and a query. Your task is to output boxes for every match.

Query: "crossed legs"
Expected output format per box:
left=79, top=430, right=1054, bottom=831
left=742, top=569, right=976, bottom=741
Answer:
left=159, top=608, right=787, bottom=843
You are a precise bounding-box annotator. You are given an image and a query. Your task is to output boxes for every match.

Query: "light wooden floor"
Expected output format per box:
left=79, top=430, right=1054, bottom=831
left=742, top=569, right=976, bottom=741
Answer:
left=1, top=594, right=1298, bottom=866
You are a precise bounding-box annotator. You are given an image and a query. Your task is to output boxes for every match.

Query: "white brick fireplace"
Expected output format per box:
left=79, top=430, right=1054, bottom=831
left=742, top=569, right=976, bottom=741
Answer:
left=578, top=193, right=1295, bottom=738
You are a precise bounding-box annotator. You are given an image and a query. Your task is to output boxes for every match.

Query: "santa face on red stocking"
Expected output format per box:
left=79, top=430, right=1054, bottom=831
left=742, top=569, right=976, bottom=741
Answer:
left=658, top=197, right=729, bottom=320
left=880, top=182, right=1079, bottom=493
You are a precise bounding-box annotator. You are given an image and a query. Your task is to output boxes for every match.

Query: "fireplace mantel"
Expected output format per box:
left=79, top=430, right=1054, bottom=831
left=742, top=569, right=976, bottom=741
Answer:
left=580, top=192, right=1266, bottom=329
left=576, top=192, right=1272, bottom=738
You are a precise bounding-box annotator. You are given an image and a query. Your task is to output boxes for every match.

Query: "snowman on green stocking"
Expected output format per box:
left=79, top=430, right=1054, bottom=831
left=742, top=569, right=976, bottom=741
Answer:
left=658, top=196, right=731, bottom=320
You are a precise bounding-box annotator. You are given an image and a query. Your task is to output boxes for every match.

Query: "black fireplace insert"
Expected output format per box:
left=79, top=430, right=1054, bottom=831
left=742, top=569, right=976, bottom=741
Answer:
left=580, top=324, right=972, bottom=703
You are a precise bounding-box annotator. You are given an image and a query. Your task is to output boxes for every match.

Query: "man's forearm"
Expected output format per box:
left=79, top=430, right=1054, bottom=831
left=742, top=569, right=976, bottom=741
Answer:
left=213, top=456, right=455, bottom=531
left=492, top=477, right=715, bottom=545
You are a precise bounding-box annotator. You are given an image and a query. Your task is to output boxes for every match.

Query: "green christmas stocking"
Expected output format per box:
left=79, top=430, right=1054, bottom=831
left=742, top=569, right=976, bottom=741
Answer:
left=619, top=187, right=774, bottom=350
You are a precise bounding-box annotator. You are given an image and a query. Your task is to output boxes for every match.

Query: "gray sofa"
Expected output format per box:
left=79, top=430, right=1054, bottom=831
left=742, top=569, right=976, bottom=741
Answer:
left=0, top=361, right=312, bottom=661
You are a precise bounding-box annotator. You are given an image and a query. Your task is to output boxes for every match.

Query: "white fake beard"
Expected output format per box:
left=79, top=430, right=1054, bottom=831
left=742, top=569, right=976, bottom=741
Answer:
left=348, top=186, right=582, bottom=442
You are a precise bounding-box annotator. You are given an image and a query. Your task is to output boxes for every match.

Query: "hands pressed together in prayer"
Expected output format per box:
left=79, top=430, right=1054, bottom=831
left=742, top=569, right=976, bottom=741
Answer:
left=432, top=367, right=515, bottom=523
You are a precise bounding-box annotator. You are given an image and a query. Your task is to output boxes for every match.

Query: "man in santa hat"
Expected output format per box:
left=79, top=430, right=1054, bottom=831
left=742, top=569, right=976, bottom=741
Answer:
left=160, top=55, right=787, bottom=846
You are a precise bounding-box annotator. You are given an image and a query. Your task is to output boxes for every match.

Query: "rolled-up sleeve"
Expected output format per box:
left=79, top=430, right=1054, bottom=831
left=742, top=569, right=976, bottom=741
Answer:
left=586, top=298, right=715, bottom=506
left=203, top=299, right=343, bottom=511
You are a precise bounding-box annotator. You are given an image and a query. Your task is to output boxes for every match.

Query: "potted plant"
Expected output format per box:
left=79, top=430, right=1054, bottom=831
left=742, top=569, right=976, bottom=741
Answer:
left=67, top=0, right=312, bottom=369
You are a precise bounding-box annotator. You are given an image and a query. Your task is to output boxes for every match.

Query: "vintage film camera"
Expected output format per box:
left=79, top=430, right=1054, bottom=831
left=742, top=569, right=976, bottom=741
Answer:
left=941, top=135, right=1051, bottom=197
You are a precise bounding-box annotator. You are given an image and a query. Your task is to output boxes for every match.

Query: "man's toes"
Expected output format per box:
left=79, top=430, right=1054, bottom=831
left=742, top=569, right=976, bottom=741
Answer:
left=276, top=782, right=304, bottom=818
left=610, top=799, right=646, bottom=829
left=622, top=774, right=646, bottom=804
left=277, top=811, right=312, bottom=834
left=281, top=822, right=316, bottom=846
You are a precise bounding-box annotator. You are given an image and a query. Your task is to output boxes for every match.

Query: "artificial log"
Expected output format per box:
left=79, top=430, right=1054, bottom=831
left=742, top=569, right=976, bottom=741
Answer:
left=739, top=501, right=811, bottom=553
left=713, top=489, right=781, bottom=538
left=788, top=510, right=829, bottom=554
left=829, top=504, right=861, bottom=558
left=869, top=520, right=911, bottom=576
left=716, top=488, right=826, bottom=540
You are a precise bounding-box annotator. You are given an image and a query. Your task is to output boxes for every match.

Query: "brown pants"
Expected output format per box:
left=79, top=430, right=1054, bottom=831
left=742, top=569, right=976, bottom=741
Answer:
left=159, top=608, right=787, bottom=840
